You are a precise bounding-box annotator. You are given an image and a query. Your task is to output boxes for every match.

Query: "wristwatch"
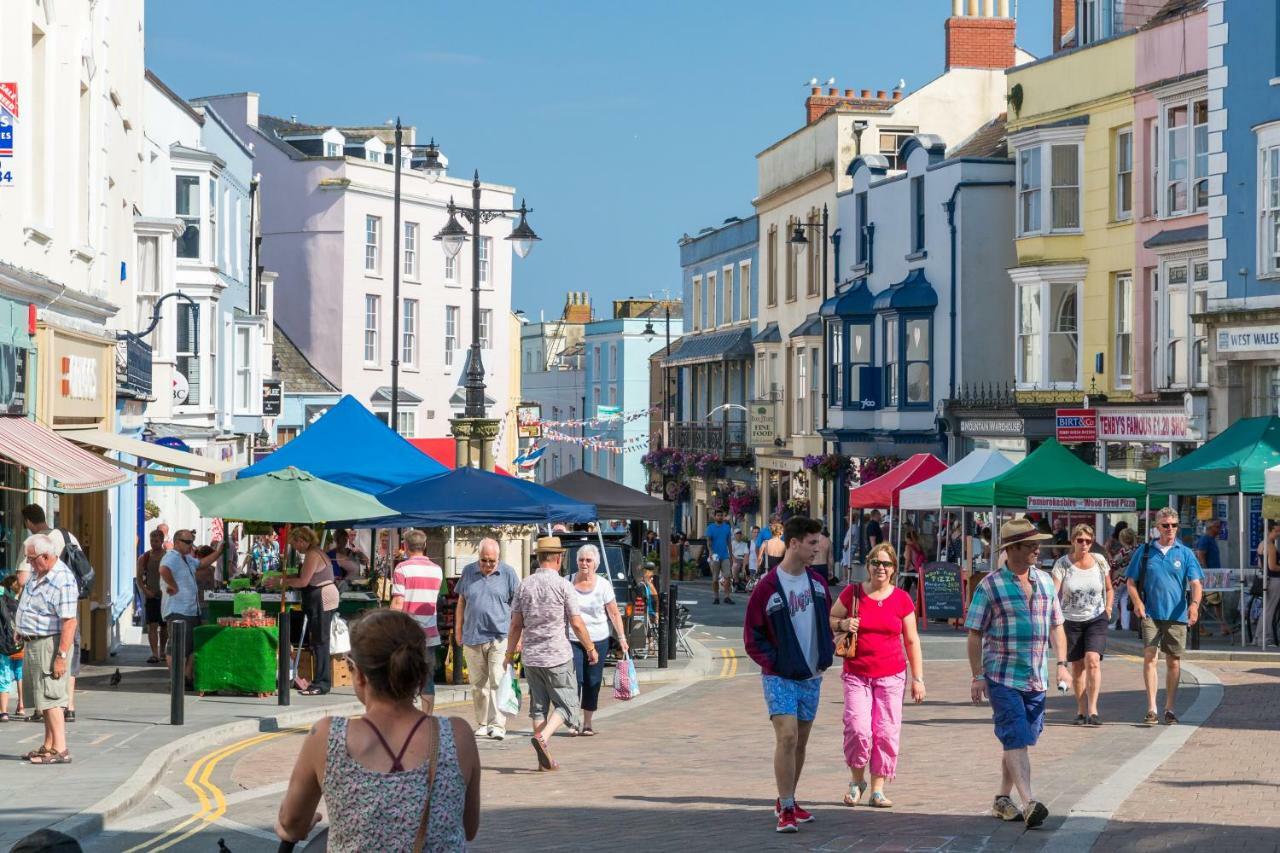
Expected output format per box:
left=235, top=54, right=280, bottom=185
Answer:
left=55, top=650, right=68, bottom=660
left=1057, top=660, right=1068, bottom=667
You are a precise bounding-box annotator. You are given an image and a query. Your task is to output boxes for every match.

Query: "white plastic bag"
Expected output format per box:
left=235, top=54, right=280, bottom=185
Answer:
left=330, top=614, right=351, bottom=656
left=612, top=655, right=640, bottom=701
left=496, top=664, right=522, bottom=717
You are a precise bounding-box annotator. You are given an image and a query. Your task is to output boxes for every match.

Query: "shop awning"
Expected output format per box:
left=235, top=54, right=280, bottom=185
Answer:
left=0, top=416, right=131, bottom=493
left=662, top=327, right=755, bottom=367
left=57, top=428, right=236, bottom=484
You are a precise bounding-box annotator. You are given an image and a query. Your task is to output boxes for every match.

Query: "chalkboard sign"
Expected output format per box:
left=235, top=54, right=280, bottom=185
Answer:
left=922, top=561, right=964, bottom=620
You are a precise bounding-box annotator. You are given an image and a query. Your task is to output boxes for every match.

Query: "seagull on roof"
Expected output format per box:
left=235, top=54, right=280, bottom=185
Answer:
left=806, top=77, right=818, bottom=86
left=825, top=77, right=836, bottom=86
left=897, top=78, right=906, bottom=90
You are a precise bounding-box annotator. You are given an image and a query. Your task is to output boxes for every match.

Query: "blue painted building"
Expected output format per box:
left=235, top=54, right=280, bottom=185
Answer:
left=1204, top=0, right=1280, bottom=431
left=665, top=215, right=758, bottom=532
left=584, top=300, right=682, bottom=494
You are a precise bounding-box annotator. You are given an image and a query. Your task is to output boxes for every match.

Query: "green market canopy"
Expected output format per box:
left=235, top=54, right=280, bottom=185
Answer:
left=941, top=438, right=1145, bottom=509
left=1146, top=416, right=1280, bottom=496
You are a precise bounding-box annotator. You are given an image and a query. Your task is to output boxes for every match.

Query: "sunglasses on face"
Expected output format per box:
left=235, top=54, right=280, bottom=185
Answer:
left=868, top=559, right=895, bottom=569
left=1159, top=523, right=1178, bottom=529
left=177, top=538, right=195, bottom=545
left=1075, top=538, right=1092, bottom=544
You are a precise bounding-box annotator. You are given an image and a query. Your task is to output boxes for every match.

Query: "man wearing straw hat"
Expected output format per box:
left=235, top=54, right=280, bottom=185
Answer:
left=964, top=518, right=1068, bottom=830
left=505, top=536, right=595, bottom=771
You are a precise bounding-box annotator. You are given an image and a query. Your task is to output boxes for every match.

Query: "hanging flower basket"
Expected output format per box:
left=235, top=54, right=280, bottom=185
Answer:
left=803, top=452, right=851, bottom=481
left=728, top=484, right=759, bottom=517
left=785, top=496, right=810, bottom=516
left=857, top=455, right=900, bottom=484
left=683, top=452, right=724, bottom=480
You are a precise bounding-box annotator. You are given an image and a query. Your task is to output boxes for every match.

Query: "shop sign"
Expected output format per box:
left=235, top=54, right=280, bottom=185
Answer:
left=115, top=335, right=153, bottom=399
left=1055, top=408, right=1097, bottom=443
left=0, top=342, right=27, bottom=415
left=959, top=418, right=1024, bottom=436
left=1096, top=411, right=1194, bottom=442
left=261, top=379, right=282, bottom=417
left=517, top=403, right=542, bottom=438
left=0, top=82, right=15, bottom=189
left=1027, top=496, right=1137, bottom=512
left=1216, top=325, right=1280, bottom=353
left=146, top=436, right=190, bottom=487
left=749, top=401, right=777, bottom=445
left=1196, top=496, right=1214, bottom=521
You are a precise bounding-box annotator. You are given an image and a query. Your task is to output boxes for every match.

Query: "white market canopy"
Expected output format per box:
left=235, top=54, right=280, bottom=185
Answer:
left=897, top=449, right=1016, bottom=511
left=1266, top=463, right=1280, bottom=496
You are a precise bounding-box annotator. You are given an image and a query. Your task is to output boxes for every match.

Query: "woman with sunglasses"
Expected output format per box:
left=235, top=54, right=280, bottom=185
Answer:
left=828, top=543, right=924, bottom=809
left=1050, top=523, right=1113, bottom=726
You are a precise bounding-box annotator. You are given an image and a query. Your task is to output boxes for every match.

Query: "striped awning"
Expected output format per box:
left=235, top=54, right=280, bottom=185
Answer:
left=0, top=416, right=131, bottom=493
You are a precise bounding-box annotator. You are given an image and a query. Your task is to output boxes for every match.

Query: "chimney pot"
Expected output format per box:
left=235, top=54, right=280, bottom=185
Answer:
left=844, top=89, right=854, bottom=97
left=828, top=87, right=838, bottom=96
left=811, top=86, right=820, bottom=96
left=876, top=90, right=887, bottom=100
left=952, top=0, right=964, bottom=14
left=998, top=0, right=1009, bottom=14
left=967, top=0, right=980, bottom=14
left=983, top=0, right=995, bottom=16
left=861, top=89, right=871, bottom=98
left=893, top=90, right=903, bottom=101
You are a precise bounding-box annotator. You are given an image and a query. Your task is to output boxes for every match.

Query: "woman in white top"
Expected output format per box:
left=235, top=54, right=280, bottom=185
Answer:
left=1051, top=523, right=1113, bottom=726
left=570, top=544, right=628, bottom=735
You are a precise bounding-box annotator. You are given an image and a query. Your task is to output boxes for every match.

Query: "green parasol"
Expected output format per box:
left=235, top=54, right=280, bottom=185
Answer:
left=183, top=466, right=394, bottom=523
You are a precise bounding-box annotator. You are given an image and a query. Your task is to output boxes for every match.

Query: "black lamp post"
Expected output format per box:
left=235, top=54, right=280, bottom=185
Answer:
left=435, top=175, right=539, bottom=424
left=390, top=119, right=445, bottom=433
left=789, top=204, right=833, bottom=528
left=642, top=307, right=672, bottom=668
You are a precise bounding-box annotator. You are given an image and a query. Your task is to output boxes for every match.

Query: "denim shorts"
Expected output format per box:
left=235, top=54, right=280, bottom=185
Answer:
left=761, top=674, right=822, bottom=722
left=987, top=678, right=1045, bottom=751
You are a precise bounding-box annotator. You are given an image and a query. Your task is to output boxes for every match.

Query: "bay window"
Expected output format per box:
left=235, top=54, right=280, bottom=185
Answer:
left=176, top=303, right=201, bottom=405
left=904, top=317, right=931, bottom=405
left=796, top=347, right=808, bottom=434
left=829, top=324, right=843, bottom=408
left=176, top=175, right=201, bottom=259
left=1013, top=269, right=1082, bottom=389
left=810, top=348, right=820, bottom=427
left=1014, top=135, right=1084, bottom=236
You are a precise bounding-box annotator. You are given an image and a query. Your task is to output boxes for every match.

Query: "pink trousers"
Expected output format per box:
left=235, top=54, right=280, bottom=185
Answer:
left=841, top=670, right=906, bottom=780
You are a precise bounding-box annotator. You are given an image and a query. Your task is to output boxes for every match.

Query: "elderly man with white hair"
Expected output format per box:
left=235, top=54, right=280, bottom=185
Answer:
left=15, top=533, right=78, bottom=764
left=454, top=537, right=520, bottom=739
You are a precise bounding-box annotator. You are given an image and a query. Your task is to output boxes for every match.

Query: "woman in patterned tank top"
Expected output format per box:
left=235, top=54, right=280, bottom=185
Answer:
left=276, top=609, right=481, bottom=851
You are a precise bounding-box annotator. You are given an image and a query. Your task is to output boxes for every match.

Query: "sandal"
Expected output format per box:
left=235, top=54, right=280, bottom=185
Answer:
left=299, top=687, right=327, bottom=696
left=146, top=656, right=161, bottom=664
left=842, top=781, right=867, bottom=806
left=23, top=746, right=53, bottom=761
left=28, top=750, right=72, bottom=765
left=0, top=713, right=9, bottom=722
left=867, top=791, right=893, bottom=808
left=579, top=727, right=596, bottom=737
left=530, top=735, right=556, bottom=770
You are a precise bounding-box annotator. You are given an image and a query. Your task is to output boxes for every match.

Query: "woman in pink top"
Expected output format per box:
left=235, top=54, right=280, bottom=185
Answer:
left=828, top=542, right=925, bottom=808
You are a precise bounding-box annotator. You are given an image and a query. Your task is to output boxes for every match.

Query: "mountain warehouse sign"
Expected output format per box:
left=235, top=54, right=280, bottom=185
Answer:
left=1217, top=325, right=1280, bottom=353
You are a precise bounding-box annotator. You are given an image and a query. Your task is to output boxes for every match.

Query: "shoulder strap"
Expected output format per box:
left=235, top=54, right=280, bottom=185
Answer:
left=392, top=714, right=431, bottom=772
left=412, top=717, right=440, bottom=853
left=361, top=716, right=403, bottom=770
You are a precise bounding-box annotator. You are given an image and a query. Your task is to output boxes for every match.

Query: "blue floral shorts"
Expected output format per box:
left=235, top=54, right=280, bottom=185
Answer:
left=761, top=674, right=822, bottom=721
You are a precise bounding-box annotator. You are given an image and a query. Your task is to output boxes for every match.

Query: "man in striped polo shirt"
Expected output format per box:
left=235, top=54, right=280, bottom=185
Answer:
left=390, top=529, right=444, bottom=713
left=965, top=518, right=1068, bottom=830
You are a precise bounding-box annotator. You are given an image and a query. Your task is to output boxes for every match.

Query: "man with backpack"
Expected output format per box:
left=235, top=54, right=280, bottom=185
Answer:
left=20, top=505, right=90, bottom=723
left=1125, top=507, right=1205, bottom=726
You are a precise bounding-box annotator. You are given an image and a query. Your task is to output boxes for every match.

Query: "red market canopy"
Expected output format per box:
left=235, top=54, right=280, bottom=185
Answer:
left=408, top=438, right=513, bottom=477
left=848, top=453, right=948, bottom=510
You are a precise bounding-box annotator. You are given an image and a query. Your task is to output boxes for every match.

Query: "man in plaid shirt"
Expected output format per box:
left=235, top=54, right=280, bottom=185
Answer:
left=964, top=518, right=1067, bottom=830
left=15, top=533, right=79, bottom=764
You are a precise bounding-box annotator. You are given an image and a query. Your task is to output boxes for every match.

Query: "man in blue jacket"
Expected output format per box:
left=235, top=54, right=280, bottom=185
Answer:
left=1126, top=507, right=1204, bottom=726
left=743, top=516, right=832, bottom=834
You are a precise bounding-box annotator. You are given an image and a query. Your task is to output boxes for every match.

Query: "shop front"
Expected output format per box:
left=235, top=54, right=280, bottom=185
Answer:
left=0, top=296, right=33, bottom=573
left=1095, top=403, right=1203, bottom=484
left=1203, top=308, right=1280, bottom=432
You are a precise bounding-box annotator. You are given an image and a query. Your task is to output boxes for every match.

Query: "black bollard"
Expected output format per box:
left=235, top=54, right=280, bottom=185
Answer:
left=170, top=625, right=185, bottom=725
left=668, top=583, right=680, bottom=658
left=278, top=608, right=292, bottom=706
left=657, top=589, right=668, bottom=668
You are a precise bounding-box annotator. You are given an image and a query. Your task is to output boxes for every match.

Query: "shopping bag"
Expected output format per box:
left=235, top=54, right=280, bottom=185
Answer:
left=330, top=614, right=352, bottom=656
left=496, top=664, right=522, bottom=717
left=612, top=656, right=640, bottom=701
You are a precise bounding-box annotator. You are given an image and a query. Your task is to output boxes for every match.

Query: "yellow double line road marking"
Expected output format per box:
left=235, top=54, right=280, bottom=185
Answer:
left=717, top=647, right=739, bottom=678
left=125, top=727, right=304, bottom=853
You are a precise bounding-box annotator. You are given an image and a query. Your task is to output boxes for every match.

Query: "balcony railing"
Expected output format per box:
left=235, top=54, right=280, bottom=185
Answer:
left=668, top=419, right=750, bottom=462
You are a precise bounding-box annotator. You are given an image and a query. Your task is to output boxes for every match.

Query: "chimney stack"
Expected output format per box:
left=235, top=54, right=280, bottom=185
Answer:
left=1053, top=0, right=1076, bottom=51
left=945, top=0, right=1017, bottom=71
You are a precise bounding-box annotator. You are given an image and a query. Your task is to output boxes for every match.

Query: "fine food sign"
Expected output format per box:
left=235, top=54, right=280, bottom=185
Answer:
left=749, top=401, right=777, bottom=445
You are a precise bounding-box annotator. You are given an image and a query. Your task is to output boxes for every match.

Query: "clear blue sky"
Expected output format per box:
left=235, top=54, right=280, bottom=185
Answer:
left=146, top=1, right=1051, bottom=320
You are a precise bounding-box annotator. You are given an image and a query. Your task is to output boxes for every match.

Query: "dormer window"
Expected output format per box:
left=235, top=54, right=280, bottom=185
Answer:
left=325, top=141, right=340, bottom=157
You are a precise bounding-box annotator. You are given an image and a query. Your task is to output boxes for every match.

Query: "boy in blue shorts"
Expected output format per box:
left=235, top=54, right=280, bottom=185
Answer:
left=744, top=516, right=833, bottom=834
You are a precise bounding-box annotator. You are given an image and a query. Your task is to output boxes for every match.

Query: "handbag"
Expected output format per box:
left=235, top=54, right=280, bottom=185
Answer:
left=834, top=586, right=860, bottom=659
left=411, top=716, right=440, bottom=853
left=330, top=614, right=351, bottom=656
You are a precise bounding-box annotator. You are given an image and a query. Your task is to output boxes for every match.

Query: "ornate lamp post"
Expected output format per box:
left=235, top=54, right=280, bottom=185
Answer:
left=435, top=168, right=539, bottom=470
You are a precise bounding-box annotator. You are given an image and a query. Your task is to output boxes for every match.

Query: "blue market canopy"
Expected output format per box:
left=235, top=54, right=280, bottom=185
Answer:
left=238, top=395, right=448, bottom=494
left=340, top=466, right=597, bottom=528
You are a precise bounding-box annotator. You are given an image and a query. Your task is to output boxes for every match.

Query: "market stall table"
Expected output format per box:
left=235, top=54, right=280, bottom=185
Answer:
left=193, top=623, right=279, bottom=696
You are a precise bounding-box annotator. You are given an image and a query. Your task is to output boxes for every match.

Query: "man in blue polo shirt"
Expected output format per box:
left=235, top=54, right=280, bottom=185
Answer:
left=1126, top=507, right=1204, bottom=727
left=706, top=510, right=735, bottom=605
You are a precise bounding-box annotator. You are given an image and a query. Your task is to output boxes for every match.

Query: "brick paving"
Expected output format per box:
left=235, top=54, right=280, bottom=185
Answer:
left=470, top=653, right=1178, bottom=852
left=1093, top=662, right=1280, bottom=853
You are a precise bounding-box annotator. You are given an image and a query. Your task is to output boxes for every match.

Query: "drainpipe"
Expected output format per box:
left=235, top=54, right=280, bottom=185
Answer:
left=943, top=180, right=1014, bottom=406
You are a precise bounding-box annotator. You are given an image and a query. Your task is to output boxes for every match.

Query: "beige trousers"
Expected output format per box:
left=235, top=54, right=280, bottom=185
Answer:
left=463, top=639, right=508, bottom=730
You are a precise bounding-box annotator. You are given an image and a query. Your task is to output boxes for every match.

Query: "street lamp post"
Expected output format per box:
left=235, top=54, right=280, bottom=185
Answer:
left=642, top=307, right=673, bottom=667
left=789, top=204, right=832, bottom=529
left=390, top=119, right=444, bottom=434
left=435, top=167, right=539, bottom=470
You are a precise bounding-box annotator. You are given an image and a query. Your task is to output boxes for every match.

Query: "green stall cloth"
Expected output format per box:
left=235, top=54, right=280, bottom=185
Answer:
left=193, top=625, right=279, bottom=695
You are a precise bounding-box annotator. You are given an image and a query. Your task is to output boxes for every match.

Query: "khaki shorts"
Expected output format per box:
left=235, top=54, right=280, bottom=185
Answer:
left=21, top=634, right=70, bottom=711
left=1140, top=618, right=1187, bottom=658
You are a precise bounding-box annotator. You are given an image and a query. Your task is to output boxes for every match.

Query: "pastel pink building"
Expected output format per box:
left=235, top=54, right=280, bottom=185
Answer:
left=1132, top=2, right=1209, bottom=400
